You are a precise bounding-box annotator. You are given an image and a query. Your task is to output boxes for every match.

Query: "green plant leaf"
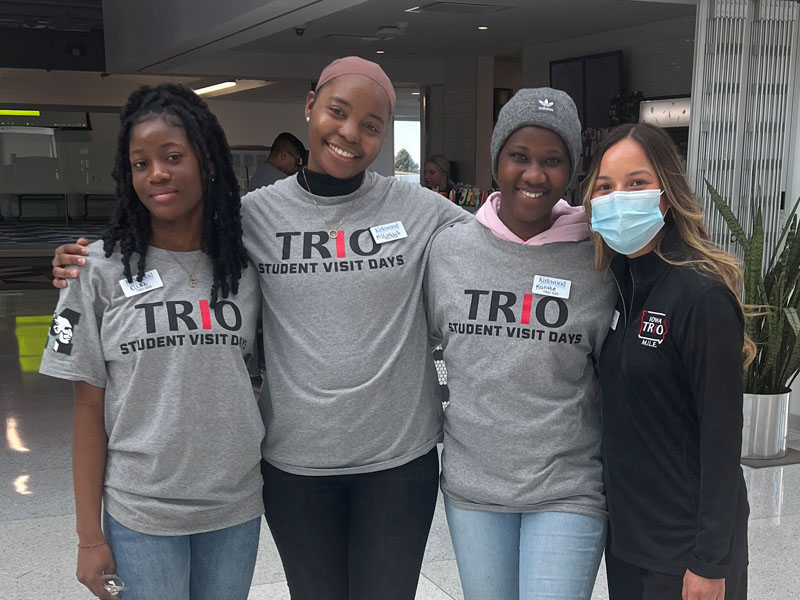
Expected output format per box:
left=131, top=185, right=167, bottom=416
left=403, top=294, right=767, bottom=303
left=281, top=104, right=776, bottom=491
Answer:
left=706, top=185, right=800, bottom=393
left=745, top=208, right=764, bottom=306
left=767, top=195, right=800, bottom=271
left=781, top=308, right=800, bottom=390
left=705, top=180, right=749, bottom=248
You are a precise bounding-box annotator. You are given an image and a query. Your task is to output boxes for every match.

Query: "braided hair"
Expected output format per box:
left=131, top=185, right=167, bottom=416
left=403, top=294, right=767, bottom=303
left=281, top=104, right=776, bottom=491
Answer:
left=103, top=83, right=248, bottom=306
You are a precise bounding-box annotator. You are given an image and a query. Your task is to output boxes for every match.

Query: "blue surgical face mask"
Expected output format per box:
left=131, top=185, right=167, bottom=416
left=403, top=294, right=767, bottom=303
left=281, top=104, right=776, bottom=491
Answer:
left=590, top=189, right=665, bottom=256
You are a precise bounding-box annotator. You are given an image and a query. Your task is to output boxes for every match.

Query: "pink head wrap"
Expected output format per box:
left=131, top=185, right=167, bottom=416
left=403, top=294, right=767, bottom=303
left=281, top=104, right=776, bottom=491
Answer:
left=316, top=56, right=396, bottom=112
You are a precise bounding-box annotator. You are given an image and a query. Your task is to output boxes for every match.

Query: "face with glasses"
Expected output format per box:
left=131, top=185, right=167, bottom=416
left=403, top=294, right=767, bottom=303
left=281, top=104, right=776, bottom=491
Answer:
left=276, top=149, right=302, bottom=175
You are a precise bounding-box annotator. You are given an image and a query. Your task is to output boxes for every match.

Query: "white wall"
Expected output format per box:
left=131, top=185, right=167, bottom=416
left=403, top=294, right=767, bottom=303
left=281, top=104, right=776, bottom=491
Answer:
left=475, top=57, right=494, bottom=190
left=205, top=99, right=308, bottom=148
left=443, top=58, right=478, bottom=185
left=494, top=58, right=523, bottom=93
left=522, top=16, right=695, bottom=97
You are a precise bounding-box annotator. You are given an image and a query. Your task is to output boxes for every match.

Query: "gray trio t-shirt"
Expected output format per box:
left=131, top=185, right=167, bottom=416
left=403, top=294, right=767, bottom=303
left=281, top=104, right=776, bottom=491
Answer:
left=425, top=220, right=616, bottom=516
left=39, top=242, right=264, bottom=535
left=241, top=171, right=469, bottom=475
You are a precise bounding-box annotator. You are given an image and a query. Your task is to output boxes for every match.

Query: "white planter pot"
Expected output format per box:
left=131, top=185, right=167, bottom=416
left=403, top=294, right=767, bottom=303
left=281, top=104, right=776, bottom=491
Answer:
left=741, top=391, right=791, bottom=460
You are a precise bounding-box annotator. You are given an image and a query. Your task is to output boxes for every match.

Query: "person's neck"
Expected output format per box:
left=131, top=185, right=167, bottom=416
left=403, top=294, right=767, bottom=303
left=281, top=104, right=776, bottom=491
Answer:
left=150, top=225, right=203, bottom=252
left=299, top=167, right=365, bottom=197
left=266, top=156, right=285, bottom=172
left=497, top=205, right=553, bottom=240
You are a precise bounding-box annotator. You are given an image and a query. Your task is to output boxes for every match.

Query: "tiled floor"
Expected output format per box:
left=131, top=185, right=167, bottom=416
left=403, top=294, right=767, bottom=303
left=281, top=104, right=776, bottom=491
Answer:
left=2, top=289, right=799, bottom=599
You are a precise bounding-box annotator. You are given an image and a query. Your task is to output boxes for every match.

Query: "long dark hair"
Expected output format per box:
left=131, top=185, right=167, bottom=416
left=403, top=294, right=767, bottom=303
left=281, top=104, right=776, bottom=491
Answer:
left=102, top=83, right=247, bottom=306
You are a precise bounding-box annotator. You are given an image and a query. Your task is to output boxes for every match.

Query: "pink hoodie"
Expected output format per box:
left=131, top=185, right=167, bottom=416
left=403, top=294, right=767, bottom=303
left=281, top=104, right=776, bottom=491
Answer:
left=475, top=191, right=589, bottom=245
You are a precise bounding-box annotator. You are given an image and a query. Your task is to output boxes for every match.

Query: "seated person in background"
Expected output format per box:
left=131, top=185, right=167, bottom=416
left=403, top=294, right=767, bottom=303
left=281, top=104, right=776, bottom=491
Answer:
left=247, top=132, right=305, bottom=191
left=423, top=154, right=455, bottom=196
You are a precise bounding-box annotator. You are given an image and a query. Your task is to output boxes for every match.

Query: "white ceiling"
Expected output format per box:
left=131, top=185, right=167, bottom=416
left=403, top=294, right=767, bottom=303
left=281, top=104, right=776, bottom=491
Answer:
left=234, top=0, right=695, bottom=61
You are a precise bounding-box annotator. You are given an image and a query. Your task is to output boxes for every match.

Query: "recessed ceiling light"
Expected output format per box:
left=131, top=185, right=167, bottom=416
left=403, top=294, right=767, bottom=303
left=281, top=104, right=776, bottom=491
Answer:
left=376, top=50, right=385, bottom=54
left=478, top=26, right=489, bottom=30
left=193, top=81, right=236, bottom=95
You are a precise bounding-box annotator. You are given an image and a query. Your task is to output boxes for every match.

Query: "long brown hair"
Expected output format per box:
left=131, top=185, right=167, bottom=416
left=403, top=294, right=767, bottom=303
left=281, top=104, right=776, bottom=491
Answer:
left=581, top=123, right=755, bottom=366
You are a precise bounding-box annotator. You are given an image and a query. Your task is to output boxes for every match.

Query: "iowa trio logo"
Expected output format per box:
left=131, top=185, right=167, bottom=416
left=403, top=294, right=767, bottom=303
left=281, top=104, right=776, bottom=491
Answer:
left=49, top=308, right=81, bottom=355
left=638, top=310, right=668, bottom=347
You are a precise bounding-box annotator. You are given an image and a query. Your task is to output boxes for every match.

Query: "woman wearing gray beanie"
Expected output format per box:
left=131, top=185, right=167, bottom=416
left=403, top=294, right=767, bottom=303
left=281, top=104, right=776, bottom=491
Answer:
left=424, top=88, right=616, bottom=600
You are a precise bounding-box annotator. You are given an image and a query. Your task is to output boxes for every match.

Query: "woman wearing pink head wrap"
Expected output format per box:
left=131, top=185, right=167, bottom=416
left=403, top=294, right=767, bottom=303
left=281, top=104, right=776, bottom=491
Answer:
left=52, top=56, right=470, bottom=598
left=252, top=56, right=470, bottom=600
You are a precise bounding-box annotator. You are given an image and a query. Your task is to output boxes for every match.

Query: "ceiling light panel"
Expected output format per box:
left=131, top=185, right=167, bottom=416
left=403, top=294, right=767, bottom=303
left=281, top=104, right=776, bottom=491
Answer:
left=406, top=2, right=513, bottom=15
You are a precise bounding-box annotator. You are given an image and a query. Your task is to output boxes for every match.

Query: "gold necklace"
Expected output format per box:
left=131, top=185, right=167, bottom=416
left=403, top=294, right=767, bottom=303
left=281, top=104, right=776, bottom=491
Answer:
left=164, top=250, right=204, bottom=287
left=301, top=168, right=356, bottom=240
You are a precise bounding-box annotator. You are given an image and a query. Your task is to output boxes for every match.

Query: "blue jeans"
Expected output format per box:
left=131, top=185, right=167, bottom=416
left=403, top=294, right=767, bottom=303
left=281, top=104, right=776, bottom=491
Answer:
left=445, top=501, right=606, bottom=600
left=103, top=512, right=261, bottom=600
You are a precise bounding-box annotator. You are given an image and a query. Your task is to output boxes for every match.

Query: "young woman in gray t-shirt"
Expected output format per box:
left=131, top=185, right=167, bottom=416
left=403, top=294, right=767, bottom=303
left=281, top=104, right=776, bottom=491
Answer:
left=41, top=84, right=263, bottom=600
left=425, top=88, right=615, bottom=600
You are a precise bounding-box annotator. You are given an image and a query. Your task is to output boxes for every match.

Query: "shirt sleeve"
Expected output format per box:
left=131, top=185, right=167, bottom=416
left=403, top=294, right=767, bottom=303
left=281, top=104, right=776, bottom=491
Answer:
left=422, top=229, right=446, bottom=346
left=38, top=261, right=108, bottom=388
left=433, top=190, right=473, bottom=229
left=681, top=286, right=745, bottom=579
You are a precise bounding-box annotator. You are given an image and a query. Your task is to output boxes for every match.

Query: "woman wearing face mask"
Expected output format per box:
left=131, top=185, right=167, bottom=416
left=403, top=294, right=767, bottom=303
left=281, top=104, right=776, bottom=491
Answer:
left=584, top=123, right=751, bottom=600
left=424, top=88, right=616, bottom=600
left=40, top=84, right=263, bottom=600
left=52, top=57, right=468, bottom=600
left=423, top=154, right=455, bottom=195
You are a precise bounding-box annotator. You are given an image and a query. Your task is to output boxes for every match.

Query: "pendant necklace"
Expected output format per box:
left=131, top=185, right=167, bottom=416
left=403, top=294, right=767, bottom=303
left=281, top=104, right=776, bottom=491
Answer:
left=301, top=168, right=356, bottom=239
left=165, top=250, right=204, bottom=288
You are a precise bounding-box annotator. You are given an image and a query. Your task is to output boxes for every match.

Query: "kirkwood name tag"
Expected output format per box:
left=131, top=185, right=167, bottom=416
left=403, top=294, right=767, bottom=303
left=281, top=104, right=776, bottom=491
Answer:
left=370, top=221, right=408, bottom=244
left=532, top=275, right=571, bottom=299
left=119, top=270, right=164, bottom=298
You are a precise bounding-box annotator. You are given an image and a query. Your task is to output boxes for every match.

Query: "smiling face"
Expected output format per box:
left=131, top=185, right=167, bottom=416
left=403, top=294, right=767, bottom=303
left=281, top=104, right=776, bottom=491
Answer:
left=423, top=162, right=446, bottom=190
left=305, top=74, right=391, bottom=179
left=496, top=126, right=570, bottom=240
left=129, top=115, right=205, bottom=234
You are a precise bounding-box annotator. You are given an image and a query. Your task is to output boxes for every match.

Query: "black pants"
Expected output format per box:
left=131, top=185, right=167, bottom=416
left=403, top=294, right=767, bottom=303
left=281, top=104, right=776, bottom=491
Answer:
left=261, top=447, right=440, bottom=600
left=606, top=550, right=747, bottom=600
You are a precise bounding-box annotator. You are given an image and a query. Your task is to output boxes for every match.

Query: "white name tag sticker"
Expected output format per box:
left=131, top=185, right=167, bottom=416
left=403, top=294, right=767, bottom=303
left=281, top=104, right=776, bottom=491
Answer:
left=370, top=221, right=408, bottom=244
left=532, top=275, right=571, bottom=299
left=119, top=269, right=164, bottom=298
left=610, top=309, right=620, bottom=331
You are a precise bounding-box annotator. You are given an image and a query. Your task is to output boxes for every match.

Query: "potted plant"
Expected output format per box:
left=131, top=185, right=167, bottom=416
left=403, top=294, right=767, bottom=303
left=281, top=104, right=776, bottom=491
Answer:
left=706, top=181, right=800, bottom=459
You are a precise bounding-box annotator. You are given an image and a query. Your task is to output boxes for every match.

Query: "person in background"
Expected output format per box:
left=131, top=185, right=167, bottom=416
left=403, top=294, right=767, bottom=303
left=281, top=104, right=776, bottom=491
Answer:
left=425, top=88, right=614, bottom=600
left=40, top=84, right=263, bottom=600
left=247, top=132, right=305, bottom=191
left=584, top=123, right=751, bottom=600
left=423, top=153, right=455, bottom=196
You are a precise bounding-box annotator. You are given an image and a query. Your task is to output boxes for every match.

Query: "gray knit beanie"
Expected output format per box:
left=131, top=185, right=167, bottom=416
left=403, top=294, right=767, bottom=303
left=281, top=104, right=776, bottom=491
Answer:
left=490, top=87, right=582, bottom=183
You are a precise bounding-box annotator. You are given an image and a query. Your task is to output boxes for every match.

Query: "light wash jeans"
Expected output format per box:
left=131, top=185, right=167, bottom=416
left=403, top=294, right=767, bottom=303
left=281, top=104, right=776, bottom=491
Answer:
left=103, top=512, right=260, bottom=600
left=445, top=500, right=606, bottom=600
